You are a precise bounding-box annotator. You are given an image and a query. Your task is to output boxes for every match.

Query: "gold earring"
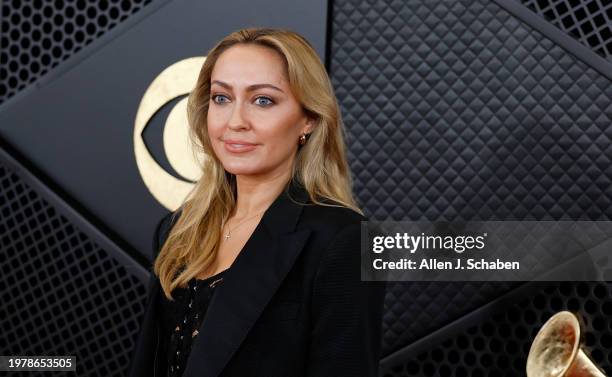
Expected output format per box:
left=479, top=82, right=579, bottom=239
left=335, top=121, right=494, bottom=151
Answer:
left=299, top=133, right=307, bottom=145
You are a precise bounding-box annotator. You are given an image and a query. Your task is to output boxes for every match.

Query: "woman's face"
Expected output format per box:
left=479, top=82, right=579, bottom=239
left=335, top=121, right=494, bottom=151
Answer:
left=207, top=44, right=313, bottom=179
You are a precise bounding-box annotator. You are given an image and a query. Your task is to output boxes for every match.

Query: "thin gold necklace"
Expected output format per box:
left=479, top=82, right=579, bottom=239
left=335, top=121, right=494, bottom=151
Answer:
left=223, top=210, right=265, bottom=241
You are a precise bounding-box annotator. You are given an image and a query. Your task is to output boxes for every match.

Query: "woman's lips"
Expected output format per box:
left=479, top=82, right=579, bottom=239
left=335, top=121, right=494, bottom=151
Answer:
left=223, top=140, right=258, bottom=153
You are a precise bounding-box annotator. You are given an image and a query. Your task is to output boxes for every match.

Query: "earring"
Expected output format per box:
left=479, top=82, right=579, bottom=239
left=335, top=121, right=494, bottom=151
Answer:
left=299, top=133, right=307, bottom=145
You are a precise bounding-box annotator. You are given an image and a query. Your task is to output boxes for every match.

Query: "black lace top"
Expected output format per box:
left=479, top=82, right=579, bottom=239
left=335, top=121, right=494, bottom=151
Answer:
left=158, top=268, right=229, bottom=377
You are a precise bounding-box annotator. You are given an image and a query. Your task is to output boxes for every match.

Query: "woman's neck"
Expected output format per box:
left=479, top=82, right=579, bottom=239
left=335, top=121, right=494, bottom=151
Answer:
left=232, top=170, right=291, bottom=219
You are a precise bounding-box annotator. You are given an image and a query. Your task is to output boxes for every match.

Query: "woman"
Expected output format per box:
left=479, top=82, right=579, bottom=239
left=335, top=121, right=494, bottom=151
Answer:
left=128, top=27, right=386, bottom=377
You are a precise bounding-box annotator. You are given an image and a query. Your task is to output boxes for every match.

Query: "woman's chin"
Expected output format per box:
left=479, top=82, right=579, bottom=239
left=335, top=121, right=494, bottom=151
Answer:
left=223, top=165, right=264, bottom=176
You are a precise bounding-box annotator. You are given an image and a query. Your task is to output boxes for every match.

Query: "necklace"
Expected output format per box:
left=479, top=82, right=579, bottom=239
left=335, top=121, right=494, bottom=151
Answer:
left=223, top=210, right=265, bottom=241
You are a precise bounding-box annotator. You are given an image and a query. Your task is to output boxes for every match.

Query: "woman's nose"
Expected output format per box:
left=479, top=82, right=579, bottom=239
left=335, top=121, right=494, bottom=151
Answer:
left=227, top=101, right=248, bottom=130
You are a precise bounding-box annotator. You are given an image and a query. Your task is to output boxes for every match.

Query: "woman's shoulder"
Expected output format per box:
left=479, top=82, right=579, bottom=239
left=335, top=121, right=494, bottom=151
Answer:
left=153, top=209, right=183, bottom=255
left=299, top=200, right=367, bottom=234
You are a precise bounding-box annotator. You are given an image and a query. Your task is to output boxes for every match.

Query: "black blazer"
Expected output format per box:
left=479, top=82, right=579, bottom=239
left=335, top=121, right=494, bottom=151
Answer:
left=128, top=181, right=386, bottom=377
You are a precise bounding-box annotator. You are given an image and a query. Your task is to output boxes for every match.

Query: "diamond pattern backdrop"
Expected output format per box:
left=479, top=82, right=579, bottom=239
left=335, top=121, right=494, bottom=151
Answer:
left=329, top=0, right=612, bottom=373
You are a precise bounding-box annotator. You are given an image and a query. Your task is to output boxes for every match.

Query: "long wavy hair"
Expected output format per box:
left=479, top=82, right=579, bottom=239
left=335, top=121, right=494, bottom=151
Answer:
left=154, top=27, right=362, bottom=300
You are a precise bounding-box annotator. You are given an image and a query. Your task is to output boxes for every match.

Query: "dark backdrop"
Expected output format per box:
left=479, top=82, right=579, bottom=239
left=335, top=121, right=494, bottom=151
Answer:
left=1, top=0, right=612, bottom=376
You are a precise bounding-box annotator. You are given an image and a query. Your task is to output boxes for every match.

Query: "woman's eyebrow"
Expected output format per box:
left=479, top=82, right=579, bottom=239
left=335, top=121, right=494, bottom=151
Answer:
left=211, top=80, right=284, bottom=93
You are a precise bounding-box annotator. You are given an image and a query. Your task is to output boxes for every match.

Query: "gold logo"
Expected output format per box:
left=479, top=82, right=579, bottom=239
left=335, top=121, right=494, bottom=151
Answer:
left=133, top=57, right=207, bottom=210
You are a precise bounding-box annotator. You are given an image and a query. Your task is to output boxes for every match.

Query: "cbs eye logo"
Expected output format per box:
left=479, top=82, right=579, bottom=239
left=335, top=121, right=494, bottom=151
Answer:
left=133, top=57, right=209, bottom=210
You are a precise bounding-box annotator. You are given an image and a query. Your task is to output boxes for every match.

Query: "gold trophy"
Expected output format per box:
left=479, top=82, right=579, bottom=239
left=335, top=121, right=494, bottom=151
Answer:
left=526, top=311, right=607, bottom=377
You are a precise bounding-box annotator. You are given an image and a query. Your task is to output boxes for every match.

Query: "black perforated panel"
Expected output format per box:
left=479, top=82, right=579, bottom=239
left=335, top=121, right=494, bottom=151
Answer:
left=328, top=0, right=612, bottom=372
left=0, top=0, right=153, bottom=104
left=522, top=0, right=612, bottom=59
left=381, top=282, right=612, bottom=377
left=0, top=149, right=148, bottom=377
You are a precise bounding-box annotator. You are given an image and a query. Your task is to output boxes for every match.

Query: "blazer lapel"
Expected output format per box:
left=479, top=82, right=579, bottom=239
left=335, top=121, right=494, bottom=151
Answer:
left=182, top=180, right=312, bottom=377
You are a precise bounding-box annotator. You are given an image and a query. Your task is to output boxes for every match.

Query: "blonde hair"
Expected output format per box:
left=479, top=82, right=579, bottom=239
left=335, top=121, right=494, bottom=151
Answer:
left=154, top=27, right=362, bottom=300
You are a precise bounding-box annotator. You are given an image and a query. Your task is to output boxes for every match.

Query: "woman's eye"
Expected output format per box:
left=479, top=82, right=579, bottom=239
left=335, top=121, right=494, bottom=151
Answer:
left=254, top=96, right=274, bottom=106
left=212, top=94, right=229, bottom=104
left=211, top=95, right=273, bottom=106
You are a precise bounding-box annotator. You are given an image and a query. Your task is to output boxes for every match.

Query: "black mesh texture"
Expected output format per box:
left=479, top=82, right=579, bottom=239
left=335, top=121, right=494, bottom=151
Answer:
left=0, top=0, right=153, bottom=104
left=381, top=282, right=612, bottom=377
left=522, top=0, right=612, bottom=60
left=328, top=0, right=612, bottom=370
left=0, top=157, right=147, bottom=376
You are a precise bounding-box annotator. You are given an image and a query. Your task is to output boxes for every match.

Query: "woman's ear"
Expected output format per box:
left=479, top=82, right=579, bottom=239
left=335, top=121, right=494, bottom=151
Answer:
left=302, top=117, right=315, bottom=135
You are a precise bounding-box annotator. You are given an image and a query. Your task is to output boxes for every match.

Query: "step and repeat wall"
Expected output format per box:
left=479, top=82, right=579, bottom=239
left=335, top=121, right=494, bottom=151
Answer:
left=1, top=0, right=611, bottom=376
